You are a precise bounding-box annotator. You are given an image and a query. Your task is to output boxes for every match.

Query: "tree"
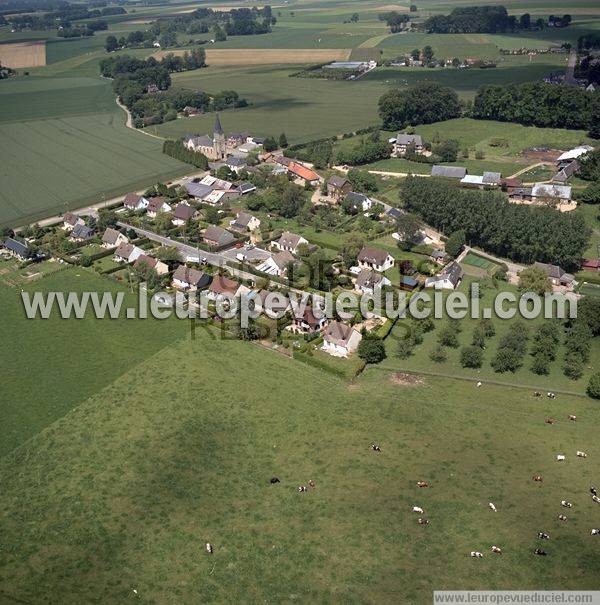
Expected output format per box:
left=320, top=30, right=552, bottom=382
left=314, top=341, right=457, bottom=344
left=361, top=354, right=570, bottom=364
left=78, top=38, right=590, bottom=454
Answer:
left=263, top=136, right=278, bottom=152
left=445, top=229, right=465, bottom=258
left=519, top=13, right=531, bottom=29
left=451, top=57, right=461, bottom=68
left=422, top=45, right=434, bottom=62
left=531, top=354, right=550, bottom=375
left=587, top=372, right=600, bottom=399
left=432, top=139, right=459, bottom=162
left=429, top=345, right=447, bottom=362
left=278, top=132, right=288, bottom=148
left=347, top=168, right=378, bottom=192
left=491, top=347, right=523, bottom=373
left=438, top=325, right=459, bottom=348
left=396, top=339, right=414, bottom=359
left=410, top=5, right=417, bottom=12
left=563, top=353, right=584, bottom=380
left=378, top=83, right=461, bottom=130
left=589, top=98, right=600, bottom=139
left=579, top=150, right=600, bottom=181
left=358, top=339, right=387, bottom=364
left=395, top=212, right=421, bottom=250
left=97, top=209, right=117, bottom=230
left=460, top=346, right=483, bottom=368
left=579, top=182, right=600, bottom=204
left=341, top=234, right=365, bottom=267
left=518, top=266, right=551, bottom=295
left=105, top=35, right=118, bottom=52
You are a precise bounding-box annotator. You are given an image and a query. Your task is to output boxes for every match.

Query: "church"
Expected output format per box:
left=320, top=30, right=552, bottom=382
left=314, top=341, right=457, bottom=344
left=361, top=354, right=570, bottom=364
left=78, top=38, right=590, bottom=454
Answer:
left=183, top=114, right=227, bottom=160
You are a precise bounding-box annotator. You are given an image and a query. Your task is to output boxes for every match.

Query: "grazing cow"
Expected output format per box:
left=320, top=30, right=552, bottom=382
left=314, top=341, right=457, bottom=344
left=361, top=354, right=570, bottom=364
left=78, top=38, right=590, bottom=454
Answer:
left=533, top=475, right=543, bottom=482
left=592, top=495, right=600, bottom=504
left=568, top=415, right=577, bottom=421
left=537, top=532, right=550, bottom=540
left=534, top=548, right=547, bottom=556
left=298, top=485, right=307, bottom=492
left=491, top=546, right=502, bottom=554
left=591, top=486, right=598, bottom=497
left=534, top=391, right=542, bottom=397
left=591, top=529, right=600, bottom=536
left=470, top=551, right=484, bottom=558
left=371, top=444, right=381, bottom=452
left=556, top=454, right=566, bottom=462
left=270, top=477, right=280, bottom=484
left=412, top=506, right=424, bottom=514
left=417, top=481, right=429, bottom=488
left=418, top=518, right=430, bottom=525
left=308, top=479, right=315, bottom=488
left=488, top=502, right=497, bottom=512
left=545, top=418, right=556, bottom=425
left=576, top=451, right=587, bottom=458
left=205, top=543, right=213, bottom=554
left=558, top=514, right=567, bottom=522
left=547, top=392, right=556, bottom=399
left=476, top=381, right=482, bottom=387
left=561, top=500, right=572, bottom=508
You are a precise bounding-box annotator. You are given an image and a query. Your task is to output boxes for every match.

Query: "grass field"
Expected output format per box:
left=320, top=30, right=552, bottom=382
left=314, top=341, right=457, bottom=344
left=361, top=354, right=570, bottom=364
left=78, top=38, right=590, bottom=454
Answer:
left=0, top=40, right=46, bottom=68
left=1, top=270, right=600, bottom=602
left=462, top=252, right=499, bottom=272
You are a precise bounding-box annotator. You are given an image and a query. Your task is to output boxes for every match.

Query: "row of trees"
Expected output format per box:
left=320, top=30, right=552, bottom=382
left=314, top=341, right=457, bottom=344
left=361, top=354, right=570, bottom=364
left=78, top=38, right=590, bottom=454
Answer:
left=491, top=322, right=529, bottom=373
left=472, top=82, right=599, bottom=136
left=400, top=177, right=590, bottom=270
left=378, top=11, right=410, bottom=32
left=162, top=140, right=208, bottom=169
left=7, top=2, right=123, bottom=30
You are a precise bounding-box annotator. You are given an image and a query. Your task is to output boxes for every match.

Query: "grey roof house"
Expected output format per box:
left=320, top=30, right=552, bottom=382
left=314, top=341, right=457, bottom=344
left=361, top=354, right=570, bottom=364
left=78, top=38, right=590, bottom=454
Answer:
left=431, top=165, right=467, bottom=179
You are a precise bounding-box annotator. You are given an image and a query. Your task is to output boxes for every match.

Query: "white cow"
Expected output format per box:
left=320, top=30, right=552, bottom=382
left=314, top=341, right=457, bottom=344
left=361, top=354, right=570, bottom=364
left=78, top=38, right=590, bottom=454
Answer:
left=470, top=551, right=483, bottom=558
left=592, top=495, right=600, bottom=504
left=488, top=502, right=497, bottom=512
left=556, top=454, right=566, bottom=461
left=491, top=546, right=502, bottom=554
left=412, top=506, right=424, bottom=514
left=561, top=500, right=572, bottom=508
left=591, top=529, right=600, bottom=536
left=576, top=451, right=587, bottom=458
left=205, top=542, right=213, bottom=554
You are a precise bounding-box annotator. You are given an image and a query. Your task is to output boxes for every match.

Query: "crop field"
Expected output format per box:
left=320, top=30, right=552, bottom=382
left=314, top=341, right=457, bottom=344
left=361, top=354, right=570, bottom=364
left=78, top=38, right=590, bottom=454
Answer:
left=1, top=269, right=600, bottom=602
left=0, top=40, right=46, bottom=68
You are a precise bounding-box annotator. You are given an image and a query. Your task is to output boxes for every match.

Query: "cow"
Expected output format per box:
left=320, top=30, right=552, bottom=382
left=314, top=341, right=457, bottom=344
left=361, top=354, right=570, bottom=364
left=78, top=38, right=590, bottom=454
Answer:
left=568, top=415, right=577, bottom=421
left=591, top=486, right=598, bottom=497
left=533, top=475, right=543, bottom=482
left=417, top=481, right=429, bottom=488
left=534, top=548, right=547, bottom=556
left=537, top=532, right=550, bottom=540
left=576, top=451, right=587, bottom=458
left=298, top=486, right=307, bottom=492
left=534, top=391, right=542, bottom=397
left=558, top=514, right=567, bottom=522
left=412, top=506, right=424, bottom=514
left=561, top=500, right=572, bottom=508
left=547, top=392, right=556, bottom=399
left=270, top=477, right=280, bottom=484
left=308, top=479, right=315, bottom=488
left=476, top=381, right=482, bottom=388
left=489, top=502, right=497, bottom=512
left=591, top=529, right=600, bottom=536
left=205, top=543, right=213, bottom=554
left=470, top=551, right=483, bottom=558
left=545, top=418, right=556, bottom=425
left=371, top=444, right=381, bottom=452
left=491, top=546, right=502, bottom=554
left=418, top=518, right=430, bottom=525
left=556, top=454, right=566, bottom=462
left=592, top=495, right=600, bottom=504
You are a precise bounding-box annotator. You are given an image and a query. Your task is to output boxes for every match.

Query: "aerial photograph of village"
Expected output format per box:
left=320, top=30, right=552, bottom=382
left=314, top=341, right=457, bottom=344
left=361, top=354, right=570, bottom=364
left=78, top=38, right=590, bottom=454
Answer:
left=0, top=0, right=599, bottom=602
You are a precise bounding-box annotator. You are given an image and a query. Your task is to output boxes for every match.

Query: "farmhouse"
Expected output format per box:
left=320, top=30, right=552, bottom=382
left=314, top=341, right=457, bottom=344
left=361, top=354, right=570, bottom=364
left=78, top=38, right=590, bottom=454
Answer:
left=114, top=243, right=144, bottom=264
left=183, top=114, right=226, bottom=160
left=556, top=145, right=593, bottom=168
left=322, top=321, right=362, bottom=357
left=134, top=254, right=169, bottom=276
left=146, top=197, right=171, bottom=218
left=344, top=191, right=373, bottom=212
left=533, top=262, right=576, bottom=288
left=425, top=262, right=464, bottom=290
left=172, top=265, right=211, bottom=291
left=230, top=212, right=260, bottom=232
left=292, top=306, right=328, bottom=334
left=392, top=133, right=425, bottom=157
left=2, top=236, right=31, bottom=260
left=552, top=160, right=580, bottom=184
left=272, top=232, right=308, bottom=255
left=123, top=193, right=150, bottom=212
left=172, top=203, right=198, bottom=226
left=431, top=165, right=467, bottom=179
left=203, top=225, right=236, bottom=248
left=207, top=274, right=240, bottom=300
left=102, top=228, right=128, bottom=249
left=357, top=247, right=395, bottom=272
left=69, top=223, right=94, bottom=242
left=62, top=212, right=84, bottom=231
left=327, top=175, right=352, bottom=201
left=354, top=268, right=391, bottom=294
left=288, top=162, right=321, bottom=186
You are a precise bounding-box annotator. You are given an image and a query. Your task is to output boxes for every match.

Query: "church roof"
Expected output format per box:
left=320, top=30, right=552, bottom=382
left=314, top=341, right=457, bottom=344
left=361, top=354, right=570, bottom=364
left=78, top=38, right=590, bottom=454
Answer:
left=214, top=113, right=224, bottom=135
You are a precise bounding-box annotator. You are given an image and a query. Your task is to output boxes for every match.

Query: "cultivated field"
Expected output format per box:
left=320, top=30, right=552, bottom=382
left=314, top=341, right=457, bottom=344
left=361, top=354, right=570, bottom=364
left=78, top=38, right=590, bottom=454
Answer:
left=0, top=41, right=46, bottom=68
left=154, top=48, right=352, bottom=65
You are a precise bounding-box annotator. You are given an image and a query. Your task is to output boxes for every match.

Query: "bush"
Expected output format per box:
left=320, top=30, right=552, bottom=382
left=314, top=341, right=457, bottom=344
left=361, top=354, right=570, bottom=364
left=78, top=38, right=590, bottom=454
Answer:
left=531, top=354, right=550, bottom=375
left=563, top=353, right=584, bottom=380
left=358, top=339, right=387, bottom=364
left=429, top=345, right=447, bottom=363
left=396, top=339, right=414, bottom=359
left=460, top=346, right=483, bottom=368
left=438, top=325, right=459, bottom=348
left=587, top=372, right=600, bottom=398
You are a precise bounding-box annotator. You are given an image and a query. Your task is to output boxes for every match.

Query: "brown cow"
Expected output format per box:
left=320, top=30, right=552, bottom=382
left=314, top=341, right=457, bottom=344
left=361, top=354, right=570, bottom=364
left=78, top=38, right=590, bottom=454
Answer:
left=545, top=418, right=556, bottom=425
left=533, top=475, right=543, bottom=482
left=417, top=481, right=429, bottom=488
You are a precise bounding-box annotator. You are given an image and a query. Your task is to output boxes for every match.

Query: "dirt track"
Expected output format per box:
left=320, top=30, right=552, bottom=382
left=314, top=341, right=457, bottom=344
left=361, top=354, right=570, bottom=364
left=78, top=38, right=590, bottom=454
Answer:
left=153, top=48, right=351, bottom=65
left=0, top=41, right=46, bottom=68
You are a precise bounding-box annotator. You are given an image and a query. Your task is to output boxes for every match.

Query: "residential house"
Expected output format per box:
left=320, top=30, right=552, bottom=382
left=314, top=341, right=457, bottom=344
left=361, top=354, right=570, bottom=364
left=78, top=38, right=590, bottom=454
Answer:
left=272, top=231, right=308, bottom=255
left=203, top=189, right=241, bottom=205
left=425, top=262, right=464, bottom=290
left=224, top=156, right=247, bottom=173
left=172, top=265, right=212, bottom=291
left=206, top=274, right=240, bottom=300
left=134, top=254, right=169, bottom=276
left=146, top=197, right=172, bottom=219
left=429, top=249, right=447, bottom=266
left=354, top=268, right=391, bottom=295
left=237, top=182, right=257, bottom=196
left=184, top=182, right=213, bottom=201
left=123, top=193, right=150, bottom=212
left=327, top=175, right=352, bottom=201
left=386, top=207, right=403, bottom=221
left=199, top=175, right=237, bottom=191
left=257, top=250, right=295, bottom=277
left=345, top=191, right=373, bottom=212
left=357, top=246, right=395, bottom=272
left=114, top=243, right=144, bottom=264
left=322, top=321, right=362, bottom=357
left=292, top=306, right=328, bottom=334
left=203, top=225, right=236, bottom=248
left=2, top=237, right=31, bottom=260
left=230, top=212, right=260, bottom=232
left=393, top=133, right=424, bottom=157
left=172, top=203, right=198, bottom=226
left=102, top=228, right=128, bottom=249
left=62, top=212, right=84, bottom=231
left=288, top=162, right=321, bottom=186
left=431, top=165, right=467, bottom=179
left=69, top=223, right=95, bottom=242
left=533, top=262, right=576, bottom=288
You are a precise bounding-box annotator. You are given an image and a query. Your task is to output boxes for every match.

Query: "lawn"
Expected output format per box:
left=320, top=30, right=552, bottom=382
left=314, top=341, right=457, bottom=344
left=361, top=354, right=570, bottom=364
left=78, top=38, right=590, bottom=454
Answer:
left=1, top=291, right=600, bottom=602
left=0, top=268, right=188, bottom=456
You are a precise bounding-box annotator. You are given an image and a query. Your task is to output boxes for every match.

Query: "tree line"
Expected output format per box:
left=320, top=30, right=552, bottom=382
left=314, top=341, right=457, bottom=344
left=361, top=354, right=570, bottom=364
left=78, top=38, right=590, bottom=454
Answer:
left=162, top=140, right=208, bottom=169
left=400, top=176, right=590, bottom=270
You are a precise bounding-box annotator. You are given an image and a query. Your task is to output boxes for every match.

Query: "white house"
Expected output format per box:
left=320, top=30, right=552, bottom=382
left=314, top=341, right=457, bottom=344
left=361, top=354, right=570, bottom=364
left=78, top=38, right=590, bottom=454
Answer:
left=133, top=254, right=169, bottom=276
left=357, top=246, right=394, bottom=272
left=102, top=228, right=128, bottom=249
left=146, top=197, right=172, bottom=219
left=425, top=262, right=464, bottom=290
left=62, top=212, right=85, bottom=231
left=172, top=265, right=212, bottom=291
left=272, top=231, right=308, bottom=255
left=322, top=321, right=362, bottom=357
left=114, top=243, right=144, bottom=264
left=354, top=268, right=391, bottom=295
left=257, top=251, right=295, bottom=277
left=230, top=212, right=260, bottom=232
left=123, top=193, right=150, bottom=212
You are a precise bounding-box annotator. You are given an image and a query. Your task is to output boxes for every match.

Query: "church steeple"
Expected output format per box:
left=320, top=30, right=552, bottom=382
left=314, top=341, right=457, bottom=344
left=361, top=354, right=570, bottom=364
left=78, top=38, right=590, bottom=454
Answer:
left=214, top=113, right=224, bottom=136
left=212, top=112, right=226, bottom=159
